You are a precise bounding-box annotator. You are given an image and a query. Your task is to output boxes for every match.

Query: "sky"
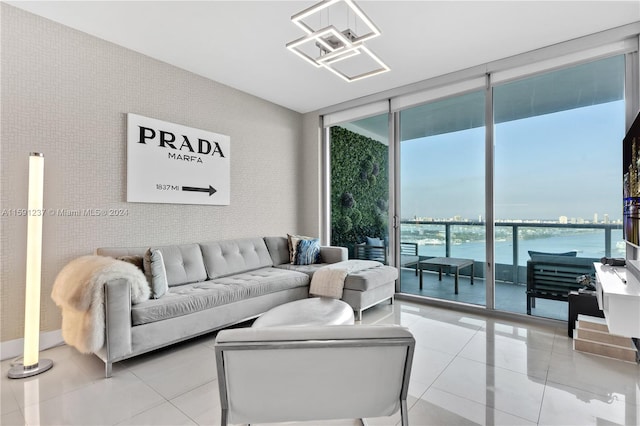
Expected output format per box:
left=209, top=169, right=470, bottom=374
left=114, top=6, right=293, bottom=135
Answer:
left=400, top=100, right=626, bottom=221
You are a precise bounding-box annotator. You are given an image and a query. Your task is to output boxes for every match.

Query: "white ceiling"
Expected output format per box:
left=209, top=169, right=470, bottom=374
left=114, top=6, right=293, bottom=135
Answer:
left=7, top=1, right=640, bottom=113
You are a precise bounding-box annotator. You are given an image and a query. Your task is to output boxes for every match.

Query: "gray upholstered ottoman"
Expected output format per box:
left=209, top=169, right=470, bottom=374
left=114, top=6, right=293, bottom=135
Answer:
left=341, top=264, right=398, bottom=321
left=252, top=297, right=354, bottom=327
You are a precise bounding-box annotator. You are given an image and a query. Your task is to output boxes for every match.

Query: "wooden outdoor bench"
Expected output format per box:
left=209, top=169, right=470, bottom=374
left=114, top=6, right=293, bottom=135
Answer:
left=526, top=256, right=598, bottom=315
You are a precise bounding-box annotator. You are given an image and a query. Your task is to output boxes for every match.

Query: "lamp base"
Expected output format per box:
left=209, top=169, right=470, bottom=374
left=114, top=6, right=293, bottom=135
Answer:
left=8, top=358, right=53, bottom=379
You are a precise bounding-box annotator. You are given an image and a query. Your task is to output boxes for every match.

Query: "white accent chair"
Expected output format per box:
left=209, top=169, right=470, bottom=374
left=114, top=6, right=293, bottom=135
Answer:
left=214, top=325, right=415, bottom=426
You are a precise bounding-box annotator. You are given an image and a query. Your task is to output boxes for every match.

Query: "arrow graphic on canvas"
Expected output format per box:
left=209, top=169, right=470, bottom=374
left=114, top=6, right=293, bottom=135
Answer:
left=182, top=185, right=217, bottom=196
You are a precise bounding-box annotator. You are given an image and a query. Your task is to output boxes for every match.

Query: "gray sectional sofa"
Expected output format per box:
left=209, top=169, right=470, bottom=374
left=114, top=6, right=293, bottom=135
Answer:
left=95, top=236, right=397, bottom=377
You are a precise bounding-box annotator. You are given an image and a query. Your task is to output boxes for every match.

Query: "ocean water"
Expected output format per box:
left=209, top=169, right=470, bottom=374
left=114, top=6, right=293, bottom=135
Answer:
left=407, top=229, right=624, bottom=266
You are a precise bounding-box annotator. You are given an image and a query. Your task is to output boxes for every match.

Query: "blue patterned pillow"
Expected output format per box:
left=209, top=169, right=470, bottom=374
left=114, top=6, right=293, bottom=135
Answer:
left=295, top=238, right=321, bottom=265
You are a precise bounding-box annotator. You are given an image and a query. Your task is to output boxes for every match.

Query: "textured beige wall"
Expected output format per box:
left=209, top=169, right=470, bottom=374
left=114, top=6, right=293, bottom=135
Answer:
left=1, top=5, right=303, bottom=342
left=298, top=113, right=322, bottom=237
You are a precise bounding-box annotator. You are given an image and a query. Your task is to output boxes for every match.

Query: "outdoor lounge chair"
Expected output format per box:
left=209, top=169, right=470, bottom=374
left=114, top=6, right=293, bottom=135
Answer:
left=355, top=240, right=420, bottom=275
left=526, top=255, right=598, bottom=315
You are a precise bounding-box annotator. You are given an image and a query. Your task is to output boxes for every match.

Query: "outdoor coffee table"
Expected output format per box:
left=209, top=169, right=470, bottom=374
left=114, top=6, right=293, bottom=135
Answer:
left=419, top=257, right=474, bottom=294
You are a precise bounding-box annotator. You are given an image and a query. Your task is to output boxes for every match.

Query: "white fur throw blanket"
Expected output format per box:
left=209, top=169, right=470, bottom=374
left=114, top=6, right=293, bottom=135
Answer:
left=310, top=260, right=381, bottom=299
left=51, top=255, right=150, bottom=353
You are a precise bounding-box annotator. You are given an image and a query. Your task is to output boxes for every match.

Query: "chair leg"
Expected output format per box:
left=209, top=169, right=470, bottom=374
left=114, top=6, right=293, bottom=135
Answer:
left=220, top=408, right=228, bottom=426
left=400, top=399, right=409, bottom=426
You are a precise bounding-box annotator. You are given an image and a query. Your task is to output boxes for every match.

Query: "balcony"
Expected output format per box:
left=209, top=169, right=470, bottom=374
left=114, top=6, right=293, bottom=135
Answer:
left=398, top=220, right=623, bottom=320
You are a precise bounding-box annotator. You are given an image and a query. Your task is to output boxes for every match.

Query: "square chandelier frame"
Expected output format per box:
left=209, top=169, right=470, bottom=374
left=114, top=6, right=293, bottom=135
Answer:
left=286, top=0, right=390, bottom=82
left=286, top=25, right=356, bottom=68
left=291, top=0, right=381, bottom=44
left=319, top=44, right=390, bottom=82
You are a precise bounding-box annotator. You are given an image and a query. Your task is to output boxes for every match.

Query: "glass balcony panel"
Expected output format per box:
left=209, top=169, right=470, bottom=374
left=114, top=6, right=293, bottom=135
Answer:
left=399, top=91, right=486, bottom=306
left=493, top=55, right=625, bottom=320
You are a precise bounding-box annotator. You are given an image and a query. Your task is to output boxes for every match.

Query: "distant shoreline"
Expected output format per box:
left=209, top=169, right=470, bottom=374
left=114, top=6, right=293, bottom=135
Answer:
left=402, top=227, right=624, bottom=265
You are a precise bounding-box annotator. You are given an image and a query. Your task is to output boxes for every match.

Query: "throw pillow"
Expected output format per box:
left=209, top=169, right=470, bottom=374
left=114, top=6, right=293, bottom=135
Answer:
left=287, top=233, right=314, bottom=264
left=294, top=238, right=321, bottom=265
left=143, top=248, right=169, bottom=299
left=366, top=236, right=384, bottom=247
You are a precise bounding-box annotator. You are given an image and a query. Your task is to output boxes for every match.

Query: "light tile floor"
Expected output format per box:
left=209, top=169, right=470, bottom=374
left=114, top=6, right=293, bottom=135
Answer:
left=1, top=300, right=639, bottom=425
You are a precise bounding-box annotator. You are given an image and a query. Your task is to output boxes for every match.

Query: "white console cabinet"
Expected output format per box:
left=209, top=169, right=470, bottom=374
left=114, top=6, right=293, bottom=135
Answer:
left=595, top=262, right=640, bottom=338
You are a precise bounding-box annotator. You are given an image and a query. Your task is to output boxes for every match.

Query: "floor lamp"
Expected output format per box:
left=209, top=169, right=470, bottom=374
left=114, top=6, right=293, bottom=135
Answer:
left=8, top=152, right=53, bottom=379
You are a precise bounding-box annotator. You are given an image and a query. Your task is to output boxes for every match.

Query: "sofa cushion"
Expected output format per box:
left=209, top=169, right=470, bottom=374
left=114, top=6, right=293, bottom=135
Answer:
left=528, top=255, right=598, bottom=268
left=144, top=244, right=207, bottom=288
left=200, top=238, right=273, bottom=279
left=344, top=264, right=398, bottom=292
left=275, top=263, right=330, bottom=277
left=264, top=236, right=290, bottom=265
left=145, top=244, right=207, bottom=287
left=528, top=250, right=577, bottom=260
left=130, top=267, right=309, bottom=326
left=366, top=236, right=384, bottom=247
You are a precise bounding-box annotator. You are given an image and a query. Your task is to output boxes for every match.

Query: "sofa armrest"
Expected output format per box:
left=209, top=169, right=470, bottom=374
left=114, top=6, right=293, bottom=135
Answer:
left=320, top=246, right=348, bottom=264
left=103, top=278, right=133, bottom=365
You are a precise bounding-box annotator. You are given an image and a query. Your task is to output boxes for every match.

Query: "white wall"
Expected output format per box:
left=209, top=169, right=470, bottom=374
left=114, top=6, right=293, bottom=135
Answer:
left=0, top=4, right=303, bottom=342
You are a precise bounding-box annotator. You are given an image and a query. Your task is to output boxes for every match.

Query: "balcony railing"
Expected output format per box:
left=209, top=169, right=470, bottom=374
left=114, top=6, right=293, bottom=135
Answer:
left=400, top=220, right=623, bottom=284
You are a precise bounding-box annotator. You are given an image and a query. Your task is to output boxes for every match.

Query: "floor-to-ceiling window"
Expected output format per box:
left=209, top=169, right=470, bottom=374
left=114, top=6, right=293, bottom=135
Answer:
left=398, top=91, right=487, bottom=305
left=322, top=31, right=637, bottom=320
left=493, top=55, right=626, bottom=319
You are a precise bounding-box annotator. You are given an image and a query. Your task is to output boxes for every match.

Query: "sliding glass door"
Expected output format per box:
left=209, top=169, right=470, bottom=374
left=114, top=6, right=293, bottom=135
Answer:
left=329, top=114, right=390, bottom=262
left=398, top=91, right=487, bottom=306
left=493, top=55, right=625, bottom=319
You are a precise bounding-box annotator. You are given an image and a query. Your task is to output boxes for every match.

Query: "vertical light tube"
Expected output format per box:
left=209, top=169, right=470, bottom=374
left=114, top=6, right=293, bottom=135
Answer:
left=8, top=152, right=53, bottom=379
left=23, top=152, right=44, bottom=368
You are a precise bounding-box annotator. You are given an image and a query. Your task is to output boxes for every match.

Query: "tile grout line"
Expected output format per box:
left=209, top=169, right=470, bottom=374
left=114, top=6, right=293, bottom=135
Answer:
left=410, top=326, right=483, bottom=407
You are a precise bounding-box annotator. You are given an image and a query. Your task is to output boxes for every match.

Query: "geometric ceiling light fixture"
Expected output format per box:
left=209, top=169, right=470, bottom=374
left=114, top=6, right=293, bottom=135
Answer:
left=286, top=25, right=358, bottom=68
left=291, top=0, right=381, bottom=44
left=319, top=43, right=390, bottom=82
left=286, top=0, right=390, bottom=82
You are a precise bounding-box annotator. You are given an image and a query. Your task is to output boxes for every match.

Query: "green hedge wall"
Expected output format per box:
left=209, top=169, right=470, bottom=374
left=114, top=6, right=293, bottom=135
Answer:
left=330, top=126, right=389, bottom=252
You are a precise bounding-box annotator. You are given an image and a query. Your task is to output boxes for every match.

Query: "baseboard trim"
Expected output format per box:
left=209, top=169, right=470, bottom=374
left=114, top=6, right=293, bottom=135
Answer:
left=1, top=330, right=64, bottom=361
